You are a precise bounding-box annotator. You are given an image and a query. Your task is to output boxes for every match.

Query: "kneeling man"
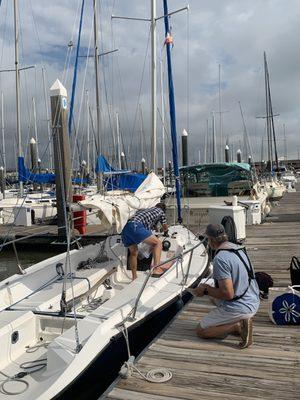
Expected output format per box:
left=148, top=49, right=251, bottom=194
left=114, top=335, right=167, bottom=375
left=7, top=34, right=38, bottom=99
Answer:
left=191, top=224, right=260, bottom=349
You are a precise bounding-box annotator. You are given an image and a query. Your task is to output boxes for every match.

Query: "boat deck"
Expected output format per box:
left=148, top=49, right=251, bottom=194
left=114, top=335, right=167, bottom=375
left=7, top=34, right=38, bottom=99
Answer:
left=104, top=187, right=300, bottom=399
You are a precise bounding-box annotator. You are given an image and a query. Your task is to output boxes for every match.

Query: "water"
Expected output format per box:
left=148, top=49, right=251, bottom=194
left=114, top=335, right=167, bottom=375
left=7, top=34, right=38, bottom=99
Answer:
left=0, top=249, right=60, bottom=281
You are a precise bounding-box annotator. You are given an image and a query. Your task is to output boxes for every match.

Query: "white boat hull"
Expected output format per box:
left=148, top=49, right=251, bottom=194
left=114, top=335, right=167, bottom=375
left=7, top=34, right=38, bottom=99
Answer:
left=0, top=225, right=208, bottom=399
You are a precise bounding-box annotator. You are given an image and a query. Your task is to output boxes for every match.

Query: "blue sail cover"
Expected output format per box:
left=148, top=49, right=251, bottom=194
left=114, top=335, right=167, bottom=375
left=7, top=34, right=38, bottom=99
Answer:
left=18, top=155, right=144, bottom=190
left=105, top=173, right=146, bottom=192
left=95, top=155, right=117, bottom=174
left=96, top=155, right=146, bottom=192
left=18, top=156, right=55, bottom=184
left=18, top=157, right=90, bottom=185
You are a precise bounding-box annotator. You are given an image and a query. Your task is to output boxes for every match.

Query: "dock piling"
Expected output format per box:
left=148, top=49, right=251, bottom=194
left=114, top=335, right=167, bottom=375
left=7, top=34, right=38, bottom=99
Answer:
left=50, top=79, right=72, bottom=240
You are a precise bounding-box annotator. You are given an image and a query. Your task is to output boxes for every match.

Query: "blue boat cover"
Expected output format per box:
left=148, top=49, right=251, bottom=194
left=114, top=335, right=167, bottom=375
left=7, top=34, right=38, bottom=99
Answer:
left=105, top=173, right=146, bottom=192
left=18, top=155, right=146, bottom=192
left=18, top=157, right=90, bottom=185
left=95, top=155, right=146, bottom=192
left=18, top=157, right=55, bottom=184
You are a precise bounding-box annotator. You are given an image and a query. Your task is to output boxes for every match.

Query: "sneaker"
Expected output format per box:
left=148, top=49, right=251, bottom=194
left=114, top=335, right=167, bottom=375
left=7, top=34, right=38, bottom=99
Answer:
left=238, top=318, right=253, bottom=349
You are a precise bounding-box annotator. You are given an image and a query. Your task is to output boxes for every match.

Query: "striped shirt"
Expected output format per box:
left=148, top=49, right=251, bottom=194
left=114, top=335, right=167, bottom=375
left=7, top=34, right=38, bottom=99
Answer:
left=132, top=207, right=167, bottom=231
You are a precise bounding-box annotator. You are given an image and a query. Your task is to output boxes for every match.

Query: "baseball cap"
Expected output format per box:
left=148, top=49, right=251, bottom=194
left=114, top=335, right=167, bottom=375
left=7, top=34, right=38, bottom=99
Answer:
left=204, top=223, right=225, bottom=239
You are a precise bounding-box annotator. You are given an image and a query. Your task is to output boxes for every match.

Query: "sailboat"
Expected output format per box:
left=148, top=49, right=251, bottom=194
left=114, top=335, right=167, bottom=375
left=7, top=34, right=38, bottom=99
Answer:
left=0, top=1, right=208, bottom=398
left=259, top=52, right=286, bottom=201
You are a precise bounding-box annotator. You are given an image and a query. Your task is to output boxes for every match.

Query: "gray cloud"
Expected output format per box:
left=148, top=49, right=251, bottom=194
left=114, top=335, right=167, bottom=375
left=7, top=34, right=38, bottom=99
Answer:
left=0, top=0, right=299, bottom=171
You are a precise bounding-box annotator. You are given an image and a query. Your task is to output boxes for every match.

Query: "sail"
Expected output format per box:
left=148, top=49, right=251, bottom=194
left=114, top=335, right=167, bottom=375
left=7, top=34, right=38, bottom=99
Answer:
left=79, top=172, right=165, bottom=232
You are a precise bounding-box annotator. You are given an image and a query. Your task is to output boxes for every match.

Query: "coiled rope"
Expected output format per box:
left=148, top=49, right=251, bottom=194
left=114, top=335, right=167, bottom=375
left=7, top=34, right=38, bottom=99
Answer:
left=118, top=322, right=172, bottom=384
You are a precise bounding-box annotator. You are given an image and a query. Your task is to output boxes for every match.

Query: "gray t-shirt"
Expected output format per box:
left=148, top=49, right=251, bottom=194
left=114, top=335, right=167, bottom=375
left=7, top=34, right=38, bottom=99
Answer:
left=213, top=242, right=260, bottom=314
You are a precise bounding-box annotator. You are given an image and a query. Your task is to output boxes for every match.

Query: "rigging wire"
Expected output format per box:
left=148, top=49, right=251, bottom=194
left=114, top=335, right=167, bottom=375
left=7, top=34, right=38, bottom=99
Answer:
left=128, top=26, right=151, bottom=159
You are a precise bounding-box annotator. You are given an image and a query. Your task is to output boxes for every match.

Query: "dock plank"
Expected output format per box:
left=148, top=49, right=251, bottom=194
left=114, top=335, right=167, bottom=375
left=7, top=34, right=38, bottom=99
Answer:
left=105, top=189, right=300, bottom=399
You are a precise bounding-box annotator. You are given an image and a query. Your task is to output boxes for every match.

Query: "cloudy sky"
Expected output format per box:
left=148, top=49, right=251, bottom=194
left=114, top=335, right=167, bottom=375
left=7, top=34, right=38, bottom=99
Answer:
left=0, top=0, right=300, bottom=170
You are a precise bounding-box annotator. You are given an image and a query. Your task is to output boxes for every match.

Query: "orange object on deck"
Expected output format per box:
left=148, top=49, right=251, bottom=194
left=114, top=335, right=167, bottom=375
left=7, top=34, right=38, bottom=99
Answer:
left=73, top=194, right=87, bottom=235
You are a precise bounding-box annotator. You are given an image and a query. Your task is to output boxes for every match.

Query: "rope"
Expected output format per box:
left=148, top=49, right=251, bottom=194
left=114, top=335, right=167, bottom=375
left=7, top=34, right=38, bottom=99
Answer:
left=130, top=364, right=172, bottom=383
left=0, top=353, right=47, bottom=395
left=117, top=322, right=172, bottom=383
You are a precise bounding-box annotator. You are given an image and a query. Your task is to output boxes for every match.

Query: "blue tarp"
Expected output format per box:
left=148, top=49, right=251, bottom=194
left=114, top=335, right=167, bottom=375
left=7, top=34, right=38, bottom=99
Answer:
left=18, top=157, right=55, bottom=184
left=95, top=155, right=146, bottom=191
left=18, top=157, right=90, bottom=185
left=96, top=155, right=116, bottom=174
left=18, top=155, right=145, bottom=191
left=106, top=173, right=146, bottom=192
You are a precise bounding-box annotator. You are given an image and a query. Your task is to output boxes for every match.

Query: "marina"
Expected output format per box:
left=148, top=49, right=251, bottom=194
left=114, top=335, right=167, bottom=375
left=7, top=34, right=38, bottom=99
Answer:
left=104, top=186, right=300, bottom=400
left=0, top=1, right=299, bottom=399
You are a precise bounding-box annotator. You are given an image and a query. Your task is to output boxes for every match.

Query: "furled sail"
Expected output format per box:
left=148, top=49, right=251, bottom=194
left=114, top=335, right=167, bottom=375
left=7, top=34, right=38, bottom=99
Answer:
left=79, top=172, right=165, bottom=232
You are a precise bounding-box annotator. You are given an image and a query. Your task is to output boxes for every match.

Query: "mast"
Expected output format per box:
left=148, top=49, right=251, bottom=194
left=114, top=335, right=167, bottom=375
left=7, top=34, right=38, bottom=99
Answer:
left=68, top=0, right=85, bottom=135
left=283, top=123, right=287, bottom=162
left=239, top=101, right=252, bottom=161
left=264, top=52, right=279, bottom=172
left=139, top=104, right=145, bottom=159
left=163, top=0, right=182, bottom=222
left=116, top=111, right=121, bottom=169
left=264, top=52, right=272, bottom=171
left=212, top=111, right=216, bottom=163
left=218, top=63, right=222, bottom=162
left=42, top=67, right=53, bottom=170
left=151, top=0, right=157, bottom=172
left=160, top=59, right=166, bottom=184
left=86, top=90, right=90, bottom=174
left=32, top=97, right=39, bottom=159
left=1, top=92, right=6, bottom=173
left=204, top=118, right=208, bottom=163
left=14, top=0, right=23, bottom=195
left=93, top=0, right=102, bottom=189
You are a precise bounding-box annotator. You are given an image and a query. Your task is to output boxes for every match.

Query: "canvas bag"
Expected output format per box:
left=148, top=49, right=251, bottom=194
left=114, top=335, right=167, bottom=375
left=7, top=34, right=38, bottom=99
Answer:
left=268, top=285, right=300, bottom=325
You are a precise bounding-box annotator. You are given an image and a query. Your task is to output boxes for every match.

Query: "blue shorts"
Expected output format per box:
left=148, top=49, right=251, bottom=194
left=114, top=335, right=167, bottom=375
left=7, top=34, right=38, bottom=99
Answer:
left=121, top=221, right=152, bottom=247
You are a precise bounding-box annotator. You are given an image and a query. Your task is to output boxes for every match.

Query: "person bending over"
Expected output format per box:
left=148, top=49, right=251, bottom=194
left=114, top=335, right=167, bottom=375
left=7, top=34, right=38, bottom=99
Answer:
left=190, top=223, right=260, bottom=349
left=121, top=203, right=168, bottom=280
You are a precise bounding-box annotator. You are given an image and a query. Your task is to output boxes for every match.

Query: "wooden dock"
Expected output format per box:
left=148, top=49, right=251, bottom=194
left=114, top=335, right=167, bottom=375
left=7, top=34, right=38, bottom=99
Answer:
left=105, top=188, right=300, bottom=400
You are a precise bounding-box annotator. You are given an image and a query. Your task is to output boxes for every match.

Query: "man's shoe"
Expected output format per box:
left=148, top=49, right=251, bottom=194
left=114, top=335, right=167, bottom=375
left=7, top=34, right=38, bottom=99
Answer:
left=238, top=318, right=253, bottom=349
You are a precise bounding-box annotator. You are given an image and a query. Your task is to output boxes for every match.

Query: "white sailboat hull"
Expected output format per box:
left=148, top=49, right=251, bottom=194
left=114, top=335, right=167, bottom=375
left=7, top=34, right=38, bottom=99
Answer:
left=0, top=225, right=208, bottom=399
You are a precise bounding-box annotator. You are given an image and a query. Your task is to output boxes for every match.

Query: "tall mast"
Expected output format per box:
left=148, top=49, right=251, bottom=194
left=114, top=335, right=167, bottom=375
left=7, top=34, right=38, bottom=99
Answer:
left=239, top=101, right=252, bottom=161
left=264, top=52, right=272, bottom=171
left=218, top=63, right=222, bottom=162
left=86, top=90, right=90, bottom=174
left=160, top=58, right=166, bottom=184
left=42, top=67, right=53, bottom=170
left=163, top=0, right=182, bottom=222
left=116, top=111, right=121, bottom=169
left=212, top=111, right=216, bottom=163
left=204, top=118, right=208, bottom=163
left=283, top=123, right=287, bottom=161
left=93, top=0, right=102, bottom=188
left=139, top=104, right=145, bottom=159
left=1, top=92, right=6, bottom=173
left=32, top=97, right=39, bottom=159
left=14, top=0, right=23, bottom=195
left=151, top=0, right=157, bottom=172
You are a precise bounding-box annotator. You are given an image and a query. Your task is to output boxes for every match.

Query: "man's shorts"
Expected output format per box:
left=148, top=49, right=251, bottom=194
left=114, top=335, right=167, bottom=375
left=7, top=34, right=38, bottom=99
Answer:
left=199, top=307, right=255, bottom=329
left=121, top=221, right=152, bottom=247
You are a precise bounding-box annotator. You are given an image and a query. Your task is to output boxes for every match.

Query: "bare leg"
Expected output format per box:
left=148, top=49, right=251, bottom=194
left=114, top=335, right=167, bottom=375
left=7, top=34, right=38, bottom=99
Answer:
left=143, top=235, right=162, bottom=267
left=128, top=245, right=138, bottom=280
left=196, top=321, right=241, bottom=339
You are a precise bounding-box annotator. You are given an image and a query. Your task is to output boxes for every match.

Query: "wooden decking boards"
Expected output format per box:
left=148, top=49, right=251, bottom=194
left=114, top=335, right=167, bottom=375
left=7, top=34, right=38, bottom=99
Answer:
left=105, top=188, right=300, bottom=400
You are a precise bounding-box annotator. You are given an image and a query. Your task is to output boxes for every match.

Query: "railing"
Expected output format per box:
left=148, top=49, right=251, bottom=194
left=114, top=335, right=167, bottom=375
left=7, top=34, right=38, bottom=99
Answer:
left=129, top=238, right=205, bottom=321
